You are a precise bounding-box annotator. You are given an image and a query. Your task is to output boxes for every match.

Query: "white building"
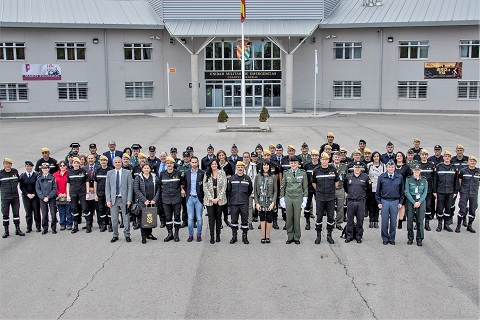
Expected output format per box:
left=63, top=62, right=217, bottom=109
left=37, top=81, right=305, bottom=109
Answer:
left=0, top=0, right=478, bottom=116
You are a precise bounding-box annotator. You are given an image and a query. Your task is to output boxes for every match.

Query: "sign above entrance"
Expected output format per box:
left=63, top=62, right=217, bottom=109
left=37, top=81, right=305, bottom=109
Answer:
left=205, top=71, right=281, bottom=80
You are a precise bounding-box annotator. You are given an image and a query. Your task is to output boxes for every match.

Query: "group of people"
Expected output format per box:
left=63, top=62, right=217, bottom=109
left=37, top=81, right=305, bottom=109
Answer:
left=1, top=134, right=478, bottom=247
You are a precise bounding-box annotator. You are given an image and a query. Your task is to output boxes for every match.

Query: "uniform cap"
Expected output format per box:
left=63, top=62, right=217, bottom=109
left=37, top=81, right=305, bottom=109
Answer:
left=122, top=153, right=131, bottom=159
left=131, top=144, right=142, bottom=150
left=183, top=151, right=190, bottom=157
left=231, top=144, right=238, bottom=149
left=207, top=144, right=214, bottom=150
left=301, top=142, right=308, bottom=148
left=165, top=156, right=175, bottom=163
left=287, top=145, right=295, bottom=151
left=89, top=143, right=97, bottom=149
left=269, top=144, right=275, bottom=148
left=340, top=148, right=347, bottom=152
left=456, top=144, right=464, bottom=150
left=353, top=149, right=361, bottom=155
left=149, top=146, right=156, bottom=152
left=263, top=149, right=272, bottom=155
left=311, top=149, right=319, bottom=155
left=289, top=156, right=299, bottom=162
left=434, top=145, right=442, bottom=150
left=444, top=151, right=452, bottom=156
left=407, top=149, right=414, bottom=154
left=41, top=147, right=50, bottom=153
left=186, top=146, right=194, bottom=151
left=364, top=148, right=372, bottom=153
left=276, top=144, right=283, bottom=149
left=324, top=145, right=332, bottom=150
left=25, top=161, right=34, bottom=166
left=469, top=155, right=477, bottom=162
left=420, top=149, right=429, bottom=155
left=138, top=153, right=147, bottom=159
left=353, top=161, right=363, bottom=167
left=386, top=141, right=394, bottom=147
left=170, top=147, right=177, bottom=153
left=327, top=132, right=335, bottom=138
left=251, top=152, right=258, bottom=157
left=72, top=157, right=81, bottom=163
left=411, top=162, right=421, bottom=170
left=256, top=144, right=263, bottom=149
left=333, top=151, right=341, bottom=157
left=386, top=160, right=395, bottom=166
left=413, top=138, right=421, bottom=143
left=70, top=143, right=80, bottom=148
left=3, top=158, right=12, bottom=164
left=320, top=152, right=329, bottom=159
left=41, top=163, right=49, bottom=169
left=99, top=155, right=109, bottom=161
left=236, top=161, right=246, bottom=167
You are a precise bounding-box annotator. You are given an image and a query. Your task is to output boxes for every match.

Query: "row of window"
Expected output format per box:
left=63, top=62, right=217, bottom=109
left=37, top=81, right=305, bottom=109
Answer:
left=1, top=40, right=478, bottom=61
left=2, top=81, right=478, bottom=102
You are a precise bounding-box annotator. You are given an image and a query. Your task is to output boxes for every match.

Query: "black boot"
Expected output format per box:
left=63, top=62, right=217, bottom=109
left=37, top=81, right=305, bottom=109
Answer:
left=210, top=231, right=215, bottom=244
left=164, top=228, right=174, bottom=242
left=71, top=221, right=79, bottom=234
left=305, top=218, right=311, bottom=230
left=436, top=219, right=442, bottom=232
left=86, top=220, right=92, bottom=233
left=327, top=230, right=335, bottom=244
left=455, top=218, right=462, bottom=233
left=2, top=226, right=9, bottom=238
left=173, top=228, right=180, bottom=242
left=248, top=223, right=253, bottom=230
left=425, top=219, right=431, bottom=231
left=242, top=229, right=249, bottom=244
left=15, top=224, right=25, bottom=236
left=398, top=219, right=403, bottom=229
left=444, top=220, right=453, bottom=232
left=216, top=234, right=221, bottom=242
left=314, top=230, right=321, bottom=244
left=160, top=216, right=166, bottom=228
left=230, top=229, right=237, bottom=244
left=369, top=221, right=373, bottom=228
left=467, top=219, right=476, bottom=233
left=272, top=219, right=279, bottom=230
left=100, top=223, right=107, bottom=232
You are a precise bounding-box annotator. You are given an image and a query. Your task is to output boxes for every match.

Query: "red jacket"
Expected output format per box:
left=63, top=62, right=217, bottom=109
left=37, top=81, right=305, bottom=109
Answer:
left=53, top=169, right=69, bottom=195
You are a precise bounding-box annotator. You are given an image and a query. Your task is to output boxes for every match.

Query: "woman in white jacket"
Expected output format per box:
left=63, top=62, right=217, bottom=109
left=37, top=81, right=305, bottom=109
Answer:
left=367, top=151, right=386, bottom=228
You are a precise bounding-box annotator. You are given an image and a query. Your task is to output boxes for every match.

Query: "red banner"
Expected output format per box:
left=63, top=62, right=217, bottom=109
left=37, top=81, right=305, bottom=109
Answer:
left=240, top=0, right=246, bottom=23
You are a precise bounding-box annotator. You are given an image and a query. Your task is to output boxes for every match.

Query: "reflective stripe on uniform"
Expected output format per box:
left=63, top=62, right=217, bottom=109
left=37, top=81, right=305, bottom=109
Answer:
left=315, top=175, right=335, bottom=178
left=436, top=171, right=455, bottom=174
left=161, top=179, right=180, bottom=183
left=0, top=177, right=18, bottom=181
left=96, top=175, right=107, bottom=178
left=69, top=175, right=85, bottom=178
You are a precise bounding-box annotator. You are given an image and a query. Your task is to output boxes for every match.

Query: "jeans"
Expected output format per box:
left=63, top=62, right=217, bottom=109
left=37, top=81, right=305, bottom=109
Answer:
left=187, top=196, right=203, bottom=236
left=381, top=199, right=399, bottom=242
left=57, top=204, right=72, bottom=226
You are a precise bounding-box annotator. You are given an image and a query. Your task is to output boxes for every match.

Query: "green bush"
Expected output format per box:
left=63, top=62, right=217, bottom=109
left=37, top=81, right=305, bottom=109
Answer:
left=259, top=106, right=270, bottom=122
left=217, top=109, right=229, bottom=123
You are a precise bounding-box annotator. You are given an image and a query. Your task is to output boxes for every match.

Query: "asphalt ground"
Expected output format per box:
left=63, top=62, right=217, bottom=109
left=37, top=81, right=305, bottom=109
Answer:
left=0, top=113, right=479, bottom=320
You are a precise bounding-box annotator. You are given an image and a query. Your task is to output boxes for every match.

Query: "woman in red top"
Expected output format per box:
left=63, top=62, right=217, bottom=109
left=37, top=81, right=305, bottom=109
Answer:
left=53, top=161, right=72, bottom=230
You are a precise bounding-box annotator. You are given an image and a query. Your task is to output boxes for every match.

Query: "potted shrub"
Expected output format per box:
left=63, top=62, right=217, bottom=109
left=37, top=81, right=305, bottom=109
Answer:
left=217, top=109, right=228, bottom=130
left=259, top=106, right=270, bottom=130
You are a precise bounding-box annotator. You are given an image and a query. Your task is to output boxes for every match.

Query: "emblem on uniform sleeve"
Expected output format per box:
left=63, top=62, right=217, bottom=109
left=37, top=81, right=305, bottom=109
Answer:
left=349, top=179, right=352, bottom=184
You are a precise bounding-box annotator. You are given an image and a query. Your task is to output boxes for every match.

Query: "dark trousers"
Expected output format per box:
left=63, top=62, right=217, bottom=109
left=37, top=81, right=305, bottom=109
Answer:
left=315, top=199, right=335, bottom=231
left=207, top=204, right=223, bottom=235
left=406, top=201, right=426, bottom=241
left=425, top=193, right=434, bottom=220
left=459, top=193, right=478, bottom=221
left=85, top=199, right=96, bottom=223
left=436, top=193, right=453, bottom=221
left=70, top=194, right=88, bottom=223
left=230, top=204, right=249, bottom=230
left=346, top=199, right=365, bottom=241
left=367, top=192, right=379, bottom=222
left=96, top=195, right=109, bottom=225
left=304, top=187, right=315, bottom=218
left=181, top=196, right=188, bottom=222
left=158, top=201, right=165, bottom=223
left=141, top=227, right=153, bottom=238
left=164, top=202, right=182, bottom=229
left=22, top=195, right=41, bottom=230
left=380, top=199, right=399, bottom=242
left=40, top=198, right=57, bottom=231
left=2, top=197, right=21, bottom=226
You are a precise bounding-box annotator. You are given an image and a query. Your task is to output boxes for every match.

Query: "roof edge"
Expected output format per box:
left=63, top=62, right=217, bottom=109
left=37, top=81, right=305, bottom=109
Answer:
left=0, top=22, right=165, bottom=30
left=319, top=21, right=480, bottom=29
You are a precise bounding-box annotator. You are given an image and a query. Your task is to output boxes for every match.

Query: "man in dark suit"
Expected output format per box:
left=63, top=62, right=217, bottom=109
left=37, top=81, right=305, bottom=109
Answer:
left=19, top=161, right=41, bottom=232
left=105, top=157, right=133, bottom=243
left=201, top=144, right=216, bottom=170
left=103, top=141, right=123, bottom=168
left=184, top=156, right=205, bottom=242
left=83, top=154, right=101, bottom=232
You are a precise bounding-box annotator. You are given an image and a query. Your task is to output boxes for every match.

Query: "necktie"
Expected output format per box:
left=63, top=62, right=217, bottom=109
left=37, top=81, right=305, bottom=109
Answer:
left=89, top=166, right=93, bottom=179
left=116, top=170, right=120, bottom=195
left=28, top=173, right=31, bottom=178
left=111, top=152, right=115, bottom=163
left=293, top=171, right=296, bottom=177
left=389, top=174, right=393, bottom=179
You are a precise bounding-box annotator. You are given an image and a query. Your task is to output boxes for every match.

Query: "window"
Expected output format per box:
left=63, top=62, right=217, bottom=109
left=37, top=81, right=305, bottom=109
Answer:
left=334, top=42, right=361, bottom=59
left=0, top=83, right=28, bottom=101
left=0, top=42, right=25, bottom=60
left=460, top=40, right=479, bottom=58
left=56, top=43, right=86, bottom=60
left=458, top=81, right=479, bottom=99
left=205, top=41, right=281, bottom=71
left=58, top=82, right=88, bottom=100
left=398, top=81, right=427, bottom=99
left=399, top=41, right=429, bottom=59
left=333, top=81, right=361, bottom=98
left=125, top=82, right=153, bottom=99
left=124, top=43, right=152, bottom=60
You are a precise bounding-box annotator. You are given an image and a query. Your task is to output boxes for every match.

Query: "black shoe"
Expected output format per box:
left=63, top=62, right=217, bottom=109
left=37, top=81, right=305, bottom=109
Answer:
left=216, top=235, right=221, bottom=242
left=15, top=226, right=25, bottom=236
left=197, top=235, right=202, bottom=242
left=26, top=228, right=32, bottom=233
left=52, top=229, right=57, bottom=234
left=374, top=222, right=379, bottom=229
left=258, top=224, right=261, bottom=229
left=242, top=232, right=249, bottom=244
left=383, top=241, right=389, bottom=245
left=142, top=238, right=147, bottom=244
left=248, top=223, right=253, bottom=230
left=417, top=241, right=423, bottom=246
left=436, top=220, right=442, bottom=232
left=369, top=221, right=373, bottom=228
left=210, top=236, right=215, bottom=244
left=286, top=240, right=293, bottom=244
left=467, top=224, right=476, bottom=233
left=294, top=240, right=300, bottom=244
left=273, top=221, right=279, bottom=230
left=164, top=231, right=174, bottom=242
left=187, top=236, right=194, bottom=242
left=125, top=237, right=131, bottom=242
left=425, top=220, right=431, bottom=231
left=390, top=241, right=395, bottom=245
left=82, top=225, right=87, bottom=230
left=100, top=224, right=107, bottom=232
left=397, top=220, right=403, bottom=229
left=266, top=238, right=270, bottom=243
left=110, top=236, right=119, bottom=243
left=455, top=224, right=461, bottom=233
left=327, top=234, right=335, bottom=244
left=345, top=239, right=351, bottom=243
left=356, top=239, right=362, bottom=244
left=444, top=222, right=453, bottom=232
left=147, top=234, right=157, bottom=240
left=42, top=230, right=48, bottom=235
left=407, top=240, right=413, bottom=245
left=174, top=230, right=180, bottom=242
left=36, top=228, right=42, bottom=233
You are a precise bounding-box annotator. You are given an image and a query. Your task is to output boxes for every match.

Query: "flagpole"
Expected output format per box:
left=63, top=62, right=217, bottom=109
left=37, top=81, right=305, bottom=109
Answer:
left=241, top=21, right=246, bottom=126
left=313, top=49, right=318, bottom=116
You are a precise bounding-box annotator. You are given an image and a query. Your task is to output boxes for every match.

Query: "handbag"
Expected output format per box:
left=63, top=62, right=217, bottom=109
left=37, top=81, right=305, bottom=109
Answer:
left=141, top=205, right=158, bottom=229
left=56, top=196, right=67, bottom=203
left=130, top=202, right=141, bottom=216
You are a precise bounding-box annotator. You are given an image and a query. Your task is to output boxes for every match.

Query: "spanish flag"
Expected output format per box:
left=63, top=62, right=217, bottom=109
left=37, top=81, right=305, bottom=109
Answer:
left=240, top=0, right=246, bottom=23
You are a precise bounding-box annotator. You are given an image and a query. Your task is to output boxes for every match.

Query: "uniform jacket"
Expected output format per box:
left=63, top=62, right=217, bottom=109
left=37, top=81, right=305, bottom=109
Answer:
left=35, top=157, right=59, bottom=174
left=35, top=173, right=57, bottom=199
left=428, top=155, right=444, bottom=167
left=304, top=161, right=321, bottom=187
left=420, top=161, right=435, bottom=193
left=452, top=156, right=469, bottom=172
left=405, top=176, right=428, bottom=205
left=105, top=168, right=133, bottom=205
left=0, top=168, right=20, bottom=199
left=459, top=167, right=480, bottom=195
left=184, top=168, right=205, bottom=204
left=203, top=170, right=227, bottom=206
left=19, top=171, right=38, bottom=196
left=93, top=166, right=111, bottom=197
left=227, top=155, right=243, bottom=171
left=134, top=174, right=160, bottom=204
left=201, top=155, right=216, bottom=170
left=228, top=173, right=253, bottom=205
left=280, top=169, right=308, bottom=199
left=433, top=162, right=459, bottom=194
left=297, top=153, right=312, bottom=165
left=158, top=169, right=184, bottom=205
left=312, top=165, right=340, bottom=201
left=344, top=172, right=372, bottom=200
left=332, top=163, right=348, bottom=190
left=319, top=143, right=340, bottom=154
left=67, top=168, right=88, bottom=196
left=381, top=153, right=395, bottom=164
left=375, top=172, right=404, bottom=203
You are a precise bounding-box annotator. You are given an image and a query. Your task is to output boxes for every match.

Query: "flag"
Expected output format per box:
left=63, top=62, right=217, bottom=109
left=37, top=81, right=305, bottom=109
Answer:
left=240, top=0, right=246, bottom=23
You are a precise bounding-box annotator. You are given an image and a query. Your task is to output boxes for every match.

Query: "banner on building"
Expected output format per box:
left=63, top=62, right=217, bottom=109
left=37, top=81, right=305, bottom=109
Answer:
left=205, top=71, right=281, bottom=80
left=237, top=39, right=250, bottom=61
left=22, top=64, right=62, bottom=80
left=424, top=62, right=462, bottom=79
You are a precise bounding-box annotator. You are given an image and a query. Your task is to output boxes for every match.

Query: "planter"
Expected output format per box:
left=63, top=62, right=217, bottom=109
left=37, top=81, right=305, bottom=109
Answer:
left=259, top=121, right=269, bottom=130
left=218, top=122, right=227, bottom=131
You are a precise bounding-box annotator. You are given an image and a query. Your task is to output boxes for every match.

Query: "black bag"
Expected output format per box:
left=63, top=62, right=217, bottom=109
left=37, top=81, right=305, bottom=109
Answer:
left=141, top=206, right=158, bottom=229
left=130, top=202, right=141, bottom=216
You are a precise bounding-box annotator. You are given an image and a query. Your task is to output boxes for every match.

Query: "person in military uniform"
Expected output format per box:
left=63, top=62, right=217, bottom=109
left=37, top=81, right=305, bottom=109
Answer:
left=428, top=145, right=444, bottom=166
left=332, top=151, right=348, bottom=230
left=452, top=144, right=469, bottom=226
left=297, top=142, right=312, bottom=165
left=19, top=161, right=41, bottom=233
left=456, top=156, right=479, bottom=233
left=433, top=151, right=459, bottom=232
left=66, top=157, right=89, bottom=234
left=170, top=147, right=184, bottom=166
left=405, top=163, right=428, bottom=246
left=94, top=155, right=112, bottom=232
left=35, top=147, right=58, bottom=174
left=1, top=158, right=25, bottom=238
left=268, top=144, right=276, bottom=157
left=319, top=132, right=340, bottom=154
left=407, top=138, right=422, bottom=162
left=147, top=146, right=161, bottom=169
left=351, top=140, right=367, bottom=161
left=323, top=145, right=333, bottom=162
left=363, top=148, right=372, bottom=164
left=227, top=144, right=243, bottom=172
left=159, top=156, right=185, bottom=242
left=279, top=145, right=303, bottom=230
left=312, top=152, right=339, bottom=244
left=65, top=143, right=80, bottom=162
left=419, top=149, right=435, bottom=231
left=201, top=144, right=216, bottom=170
left=303, top=150, right=321, bottom=230
left=255, top=144, right=264, bottom=161
left=88, top=143, right=101, bottom=164
left=381, top=141, right=395, bottom=164
left=83, top=154, right=100, bottom=233
left=130, top=144, right=142, bottom=168
left=177, top=151, right=192, bottom=228
left=347, top=150, right=368, bottom=173
left=228, top=161, right=253, bottom=244
left=339, top=148, right=352, bottom=164
left=406, top=149, right=415, bottom=167
left=280, top=156, right=308, bottom=244
left=36, top=163, right=58, bottom=234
